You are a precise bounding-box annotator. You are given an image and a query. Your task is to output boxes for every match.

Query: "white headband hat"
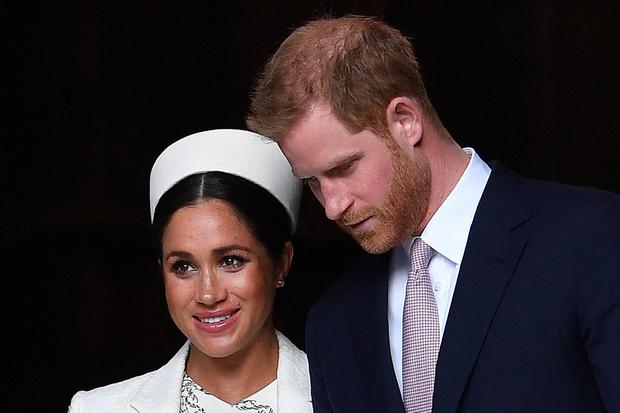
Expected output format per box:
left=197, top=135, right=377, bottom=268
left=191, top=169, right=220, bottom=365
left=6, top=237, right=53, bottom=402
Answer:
left=149, top=129, right=302, bottom=231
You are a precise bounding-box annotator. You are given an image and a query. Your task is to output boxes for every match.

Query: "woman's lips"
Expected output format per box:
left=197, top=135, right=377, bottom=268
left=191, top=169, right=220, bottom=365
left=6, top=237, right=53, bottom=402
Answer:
left=193, top=308, right=240, bottom=333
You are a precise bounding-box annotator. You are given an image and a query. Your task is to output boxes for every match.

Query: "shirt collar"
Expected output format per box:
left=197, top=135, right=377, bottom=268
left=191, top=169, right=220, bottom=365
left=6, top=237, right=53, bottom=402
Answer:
left=398, top=147, right=491, bottom=265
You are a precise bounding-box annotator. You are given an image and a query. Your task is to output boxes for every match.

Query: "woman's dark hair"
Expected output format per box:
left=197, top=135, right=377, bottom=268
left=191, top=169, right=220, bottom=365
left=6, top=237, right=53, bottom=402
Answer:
left=152, top=171, right=292, bottom=261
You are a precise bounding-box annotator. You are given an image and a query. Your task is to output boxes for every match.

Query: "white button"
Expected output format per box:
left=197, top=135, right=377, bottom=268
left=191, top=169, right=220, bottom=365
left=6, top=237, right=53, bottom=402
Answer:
left=434, top=282, right=444, bottom=292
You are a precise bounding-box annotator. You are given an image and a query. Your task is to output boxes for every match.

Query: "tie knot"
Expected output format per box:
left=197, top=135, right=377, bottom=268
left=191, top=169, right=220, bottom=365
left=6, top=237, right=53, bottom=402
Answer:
left=410, top=238, right=433, bottom=271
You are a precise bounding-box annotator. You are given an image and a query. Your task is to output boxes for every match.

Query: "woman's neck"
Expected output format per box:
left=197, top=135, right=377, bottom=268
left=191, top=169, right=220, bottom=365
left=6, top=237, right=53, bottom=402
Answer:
left=185, top=328, right=279, bottom=404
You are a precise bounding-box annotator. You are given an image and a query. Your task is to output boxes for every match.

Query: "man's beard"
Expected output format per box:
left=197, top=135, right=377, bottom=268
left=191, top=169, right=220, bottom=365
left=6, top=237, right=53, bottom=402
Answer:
left=337, top=139, right=431, bottom=254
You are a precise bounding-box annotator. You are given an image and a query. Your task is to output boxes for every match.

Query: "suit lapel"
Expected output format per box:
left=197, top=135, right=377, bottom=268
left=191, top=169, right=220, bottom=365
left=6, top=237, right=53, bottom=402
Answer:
left=433, top=163, right=532, bottom=413
left=349, top=253, right=406, bottom=413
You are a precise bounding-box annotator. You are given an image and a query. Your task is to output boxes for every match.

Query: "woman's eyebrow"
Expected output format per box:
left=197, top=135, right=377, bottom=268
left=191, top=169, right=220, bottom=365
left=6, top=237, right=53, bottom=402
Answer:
left=165, top=250, right=193, bottom=260
left=211, top=245, right=252, bottom=255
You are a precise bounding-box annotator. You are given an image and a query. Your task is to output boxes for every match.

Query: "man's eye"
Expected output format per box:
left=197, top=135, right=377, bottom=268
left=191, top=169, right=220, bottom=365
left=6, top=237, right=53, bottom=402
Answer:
left=339, top=159, right=356, bottom=173
left=220, top=255, right=246, bottom=270
left=303, top=177, right=319, bottom=187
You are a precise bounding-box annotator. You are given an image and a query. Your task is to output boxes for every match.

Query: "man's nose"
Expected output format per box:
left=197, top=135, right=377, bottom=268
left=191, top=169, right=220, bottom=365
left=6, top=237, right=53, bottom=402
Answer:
left=321, top=180, right=352, bottom=221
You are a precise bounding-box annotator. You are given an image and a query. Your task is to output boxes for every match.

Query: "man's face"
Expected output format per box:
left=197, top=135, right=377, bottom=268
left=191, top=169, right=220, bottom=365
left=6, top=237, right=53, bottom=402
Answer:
left=279, top=103, right=431, bottom=254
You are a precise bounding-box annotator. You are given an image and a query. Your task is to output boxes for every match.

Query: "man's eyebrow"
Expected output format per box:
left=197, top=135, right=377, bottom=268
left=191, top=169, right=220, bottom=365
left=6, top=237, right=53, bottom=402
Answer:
left=325, top=153, right=361, bottom=175
left=293, top=153, right=361, bottom=179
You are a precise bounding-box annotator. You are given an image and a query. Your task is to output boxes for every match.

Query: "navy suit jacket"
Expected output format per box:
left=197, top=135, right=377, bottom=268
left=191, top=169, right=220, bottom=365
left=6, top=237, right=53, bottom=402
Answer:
left=305, top=163, right=620, bottom=412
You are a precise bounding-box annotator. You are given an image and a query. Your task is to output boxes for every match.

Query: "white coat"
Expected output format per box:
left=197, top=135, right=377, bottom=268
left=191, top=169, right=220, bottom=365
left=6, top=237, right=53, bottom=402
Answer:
left=69, top=331, right=312, bottom=412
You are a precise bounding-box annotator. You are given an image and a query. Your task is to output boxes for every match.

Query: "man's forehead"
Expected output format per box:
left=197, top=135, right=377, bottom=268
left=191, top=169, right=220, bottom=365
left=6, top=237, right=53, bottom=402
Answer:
left=277, top=102, right=383, bottom=177
left=279, top=139, right=338, bottom=178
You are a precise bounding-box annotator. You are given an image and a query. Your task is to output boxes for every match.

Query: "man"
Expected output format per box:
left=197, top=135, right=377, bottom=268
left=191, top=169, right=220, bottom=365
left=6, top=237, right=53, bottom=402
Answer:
left=246, top=15, right=619, bottom=413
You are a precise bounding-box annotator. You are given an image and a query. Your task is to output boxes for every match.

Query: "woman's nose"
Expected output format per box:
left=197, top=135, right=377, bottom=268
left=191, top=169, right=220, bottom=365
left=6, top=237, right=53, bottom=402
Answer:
left=195, top=273, right=227, bottom=306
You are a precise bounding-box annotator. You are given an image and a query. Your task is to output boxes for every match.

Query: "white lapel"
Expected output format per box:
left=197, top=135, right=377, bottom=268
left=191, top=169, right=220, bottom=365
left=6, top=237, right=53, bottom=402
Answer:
left=276, top=330, right=313, bottom=412
left=127, top=333, right=312, bottom=412
left=128, top=342, right=190, bottom=413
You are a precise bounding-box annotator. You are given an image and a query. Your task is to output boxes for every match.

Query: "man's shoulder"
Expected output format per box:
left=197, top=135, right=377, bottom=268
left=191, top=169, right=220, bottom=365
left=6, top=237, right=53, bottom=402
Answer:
left=525, top=175, right=617, bottom=203
left=523, top=176, right=619, bottom=225
left=488, top=162, right=619, bottom=220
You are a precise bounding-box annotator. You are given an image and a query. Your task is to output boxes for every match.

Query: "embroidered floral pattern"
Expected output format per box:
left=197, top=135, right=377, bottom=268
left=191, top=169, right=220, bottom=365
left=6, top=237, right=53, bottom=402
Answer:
left=180, top=372, right=275, bottom=413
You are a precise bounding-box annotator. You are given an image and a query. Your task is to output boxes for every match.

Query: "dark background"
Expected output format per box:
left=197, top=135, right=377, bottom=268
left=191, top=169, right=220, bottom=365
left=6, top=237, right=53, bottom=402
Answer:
left=6, top=1, right=619, bottom=411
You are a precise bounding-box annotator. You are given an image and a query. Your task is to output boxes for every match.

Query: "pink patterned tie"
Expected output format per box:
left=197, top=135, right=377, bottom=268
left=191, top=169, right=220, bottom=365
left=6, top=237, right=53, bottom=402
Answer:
left=402, top=238, right=440, bottom=413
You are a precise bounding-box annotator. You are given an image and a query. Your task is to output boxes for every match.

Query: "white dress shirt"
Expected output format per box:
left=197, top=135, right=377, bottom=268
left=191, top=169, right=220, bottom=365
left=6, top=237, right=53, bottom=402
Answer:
left=388, top=148, right=491, bottom=395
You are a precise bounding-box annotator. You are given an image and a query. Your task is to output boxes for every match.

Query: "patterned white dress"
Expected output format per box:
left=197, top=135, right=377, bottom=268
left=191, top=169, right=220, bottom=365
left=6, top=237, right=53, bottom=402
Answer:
left=179, top=372, right=277, bottom=413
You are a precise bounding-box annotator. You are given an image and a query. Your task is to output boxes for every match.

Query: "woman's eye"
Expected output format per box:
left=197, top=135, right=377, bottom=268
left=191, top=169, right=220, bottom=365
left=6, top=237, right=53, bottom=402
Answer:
left=171, top=261, right=197, bottom=276
left=220, top=255, right=246, bottom=270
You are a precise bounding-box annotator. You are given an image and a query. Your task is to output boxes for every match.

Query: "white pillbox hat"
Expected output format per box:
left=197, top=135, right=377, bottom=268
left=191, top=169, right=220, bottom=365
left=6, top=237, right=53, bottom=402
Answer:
left=149, top=129, right=302, bottom=231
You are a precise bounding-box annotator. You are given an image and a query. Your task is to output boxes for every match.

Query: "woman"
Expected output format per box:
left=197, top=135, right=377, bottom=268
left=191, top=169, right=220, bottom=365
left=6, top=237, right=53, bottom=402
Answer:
left=69, top=129, right=311, bottom=412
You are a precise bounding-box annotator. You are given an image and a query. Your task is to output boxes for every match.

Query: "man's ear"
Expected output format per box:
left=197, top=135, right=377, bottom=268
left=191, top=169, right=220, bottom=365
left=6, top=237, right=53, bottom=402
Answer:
left=386, top=97, right=424, bottom=147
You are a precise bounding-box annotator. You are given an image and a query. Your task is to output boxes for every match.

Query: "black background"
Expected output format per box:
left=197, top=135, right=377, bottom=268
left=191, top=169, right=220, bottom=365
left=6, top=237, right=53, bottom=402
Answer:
left=6, top=1, right=619, bottom=411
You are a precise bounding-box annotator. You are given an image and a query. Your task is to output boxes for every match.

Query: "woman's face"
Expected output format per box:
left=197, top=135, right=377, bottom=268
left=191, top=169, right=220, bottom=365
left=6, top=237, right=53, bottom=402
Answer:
left=161, top=199, right=287, bottom=359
